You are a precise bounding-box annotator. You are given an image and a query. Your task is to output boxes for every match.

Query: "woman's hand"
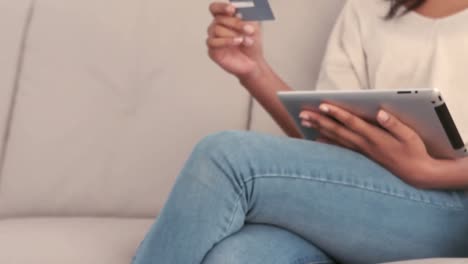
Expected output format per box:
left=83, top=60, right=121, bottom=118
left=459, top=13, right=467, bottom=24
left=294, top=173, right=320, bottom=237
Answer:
left=299, top=104, right=438, bottom=188
left=207, top=2, right=265, bottom=80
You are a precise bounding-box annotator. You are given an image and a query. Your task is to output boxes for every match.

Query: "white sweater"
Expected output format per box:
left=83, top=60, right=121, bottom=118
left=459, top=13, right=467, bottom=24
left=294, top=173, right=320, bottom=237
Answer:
left=316, top=0, right=468, bottom=142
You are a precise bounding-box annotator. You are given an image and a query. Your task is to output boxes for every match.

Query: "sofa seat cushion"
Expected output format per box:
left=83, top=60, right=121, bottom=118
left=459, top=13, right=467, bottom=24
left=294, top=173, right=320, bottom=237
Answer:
left=385, top=259, right=468, bottom=264
left=0, top=217, right=152, bottom=264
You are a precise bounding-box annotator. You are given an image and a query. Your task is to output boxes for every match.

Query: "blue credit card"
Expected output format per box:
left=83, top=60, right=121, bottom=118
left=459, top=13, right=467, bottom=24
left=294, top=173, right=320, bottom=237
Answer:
left=230, top=0, right=275, bottom=21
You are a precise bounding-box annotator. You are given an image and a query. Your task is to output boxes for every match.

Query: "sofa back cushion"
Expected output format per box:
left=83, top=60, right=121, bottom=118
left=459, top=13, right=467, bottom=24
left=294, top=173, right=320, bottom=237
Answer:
left=0, top=0, right=33, bottom=181
left=0, top=0, right=249, bottom=218
left=251, top=0, right=345, bottom=135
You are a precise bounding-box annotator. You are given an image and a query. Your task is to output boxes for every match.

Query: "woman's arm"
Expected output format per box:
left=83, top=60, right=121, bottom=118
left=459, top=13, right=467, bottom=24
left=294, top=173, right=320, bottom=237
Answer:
left=239, top=62, right=302, bottom=138
left=206, top=2, right=301, bottom=138
left=244, top=0, right=368, bottom=138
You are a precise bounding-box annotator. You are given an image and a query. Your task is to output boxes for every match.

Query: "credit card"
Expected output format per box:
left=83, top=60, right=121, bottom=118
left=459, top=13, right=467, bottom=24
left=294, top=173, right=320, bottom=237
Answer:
left=230, top=0, right=275, bottom=21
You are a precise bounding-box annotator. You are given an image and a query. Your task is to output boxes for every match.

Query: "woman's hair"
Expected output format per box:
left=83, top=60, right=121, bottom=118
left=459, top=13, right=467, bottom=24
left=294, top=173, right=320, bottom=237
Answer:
left=386, top=0, right=426, bottom=19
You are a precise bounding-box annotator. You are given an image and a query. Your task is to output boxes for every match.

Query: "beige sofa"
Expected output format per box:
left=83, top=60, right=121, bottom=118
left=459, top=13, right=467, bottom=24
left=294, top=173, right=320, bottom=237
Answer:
left=0, top=0, right=465, bottom=263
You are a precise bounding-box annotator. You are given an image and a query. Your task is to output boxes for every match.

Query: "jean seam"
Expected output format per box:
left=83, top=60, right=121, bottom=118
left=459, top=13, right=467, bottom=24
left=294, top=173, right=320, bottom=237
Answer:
left=291, top=260, right=335, bottom=264
left=217, top=192, right=244, bottom=242
left=290, top=256, right=334, bottom=264
left=243, top=174, right=464, bottom=211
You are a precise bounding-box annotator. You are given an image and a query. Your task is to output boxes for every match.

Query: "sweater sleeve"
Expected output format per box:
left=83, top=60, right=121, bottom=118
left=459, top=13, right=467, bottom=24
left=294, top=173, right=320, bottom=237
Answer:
left=316, top=0, right=369, bottom=90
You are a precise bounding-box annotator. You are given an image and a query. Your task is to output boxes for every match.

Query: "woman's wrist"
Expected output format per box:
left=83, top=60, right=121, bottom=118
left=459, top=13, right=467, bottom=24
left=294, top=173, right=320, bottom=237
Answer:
left=238, top=58, right=271, bottom=87
left=414, top=157, right=443, bottom=189
left=417, top=157, right=468, bottom=189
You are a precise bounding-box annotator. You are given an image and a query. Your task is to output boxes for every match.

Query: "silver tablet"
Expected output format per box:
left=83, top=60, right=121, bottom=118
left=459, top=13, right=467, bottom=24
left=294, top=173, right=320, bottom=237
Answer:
left=278, top=89, right=467, bottom=159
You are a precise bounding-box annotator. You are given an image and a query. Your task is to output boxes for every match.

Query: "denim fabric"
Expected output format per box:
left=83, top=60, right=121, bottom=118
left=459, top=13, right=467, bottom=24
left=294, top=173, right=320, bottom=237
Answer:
left=203, top=224, right=334, bottom=264
left=132, top=131, right=468, bottom=264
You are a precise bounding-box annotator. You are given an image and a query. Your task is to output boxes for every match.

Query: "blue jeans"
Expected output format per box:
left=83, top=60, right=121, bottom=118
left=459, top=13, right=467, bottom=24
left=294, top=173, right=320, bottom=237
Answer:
left=132, top=131, right=468, bottom=264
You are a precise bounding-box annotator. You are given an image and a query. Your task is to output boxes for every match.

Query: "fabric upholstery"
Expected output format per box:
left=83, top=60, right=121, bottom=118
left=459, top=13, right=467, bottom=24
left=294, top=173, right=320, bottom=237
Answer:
left=386, top=260, right=468, bottom=264
left=0, top=0, right=33, bottom=176
left=0, top=218, right=152, bottom=264
left=0, top=0, right=250, bottom=218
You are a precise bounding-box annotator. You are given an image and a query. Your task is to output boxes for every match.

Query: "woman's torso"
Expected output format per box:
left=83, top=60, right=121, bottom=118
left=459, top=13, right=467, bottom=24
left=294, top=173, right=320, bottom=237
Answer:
left=318, top=0, right=468, bottom=141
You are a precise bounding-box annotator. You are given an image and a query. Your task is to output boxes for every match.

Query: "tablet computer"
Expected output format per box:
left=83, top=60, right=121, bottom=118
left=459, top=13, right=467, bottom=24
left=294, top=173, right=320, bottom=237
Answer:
left=278, top=88, right=467, bottom=159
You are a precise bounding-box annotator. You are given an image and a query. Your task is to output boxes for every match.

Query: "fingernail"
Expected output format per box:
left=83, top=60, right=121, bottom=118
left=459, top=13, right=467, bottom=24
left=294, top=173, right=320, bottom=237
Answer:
left=302, top=120, right=313, bottom=128
left=236, top=13, right=243, bottom=19
left=299, top=112, right=309, bottom=120
left=233, top=37, right=243, bottom=44
left=226, top=5, right=235, bottom=13
left=378, top=110, right=390, bottom=123
left=243, top=24, right=255, bottom=34
left=319, top=104, right=329, bottom=113
left=243, top=37, right=254, bottom=46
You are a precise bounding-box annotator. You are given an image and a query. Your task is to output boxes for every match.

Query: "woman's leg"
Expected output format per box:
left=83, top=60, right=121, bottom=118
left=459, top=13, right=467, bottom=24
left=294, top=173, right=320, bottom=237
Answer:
left=132, top=131, right=468, bottom=264
left=203, top=224, right=334, bottom=264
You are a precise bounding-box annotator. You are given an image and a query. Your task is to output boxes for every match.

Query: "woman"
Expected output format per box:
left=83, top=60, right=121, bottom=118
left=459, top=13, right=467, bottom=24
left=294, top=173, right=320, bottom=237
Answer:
left=133, top=0, right=468, bottom=263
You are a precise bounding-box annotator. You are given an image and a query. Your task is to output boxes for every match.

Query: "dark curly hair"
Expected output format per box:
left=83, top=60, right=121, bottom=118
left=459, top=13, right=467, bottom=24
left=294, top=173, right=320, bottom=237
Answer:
left=386, top=0, right=426, bottom=19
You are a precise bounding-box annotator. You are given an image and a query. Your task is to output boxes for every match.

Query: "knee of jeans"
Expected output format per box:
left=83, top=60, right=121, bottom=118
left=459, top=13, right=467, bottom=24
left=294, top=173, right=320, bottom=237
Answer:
left=203, top=224, right=333, bottom=264
left=202, top=238, right=250, bottom=264
left=193, top=130, right=250, bottom=159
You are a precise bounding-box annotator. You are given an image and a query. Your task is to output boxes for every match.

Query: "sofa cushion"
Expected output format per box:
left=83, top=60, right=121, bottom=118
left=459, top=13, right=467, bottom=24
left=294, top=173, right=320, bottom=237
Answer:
left=0, top=0, right=33, bottom=173
left=385, top=259, right=468, bottom=264
left=0, top=217, right=152, bottom=264
left=0, top=0, right=250, bottom=218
